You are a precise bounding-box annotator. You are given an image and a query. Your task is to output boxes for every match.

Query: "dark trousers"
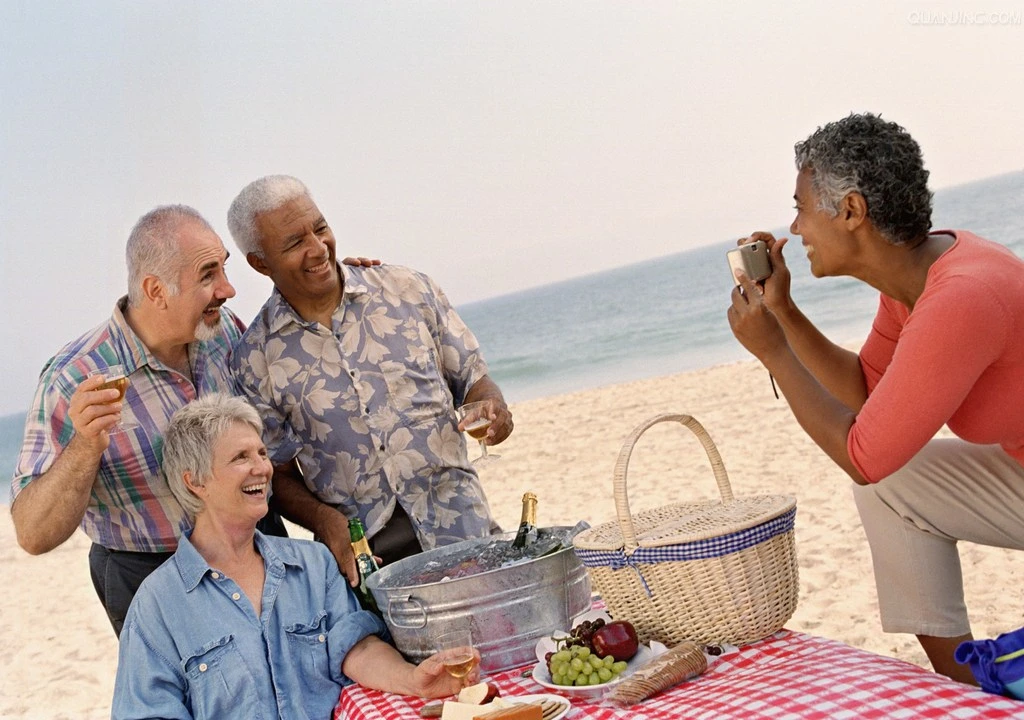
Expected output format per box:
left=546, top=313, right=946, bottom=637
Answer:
left=372, top=502, right=424, bottom=566
left=88, top=544, right=173, bottom=638
left=88, top=513, right=289, bottom=637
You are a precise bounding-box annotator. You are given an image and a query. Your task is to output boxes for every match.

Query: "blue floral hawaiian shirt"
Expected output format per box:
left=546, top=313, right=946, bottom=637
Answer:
left=231, top=264, right=500, bottom=550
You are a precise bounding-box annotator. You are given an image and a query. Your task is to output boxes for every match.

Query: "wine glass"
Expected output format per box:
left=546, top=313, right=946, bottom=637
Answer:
left=457, top=401, right=500, bottom=465
left=88, top=364, right=137, bottom=431
left=436, top=628, right=479, bottom=680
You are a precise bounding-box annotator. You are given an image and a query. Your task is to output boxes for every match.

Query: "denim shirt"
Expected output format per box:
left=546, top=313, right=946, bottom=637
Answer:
left=111, top=532, right=388, bottom=720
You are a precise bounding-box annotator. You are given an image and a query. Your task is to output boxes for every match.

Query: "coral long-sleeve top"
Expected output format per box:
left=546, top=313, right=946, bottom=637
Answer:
left=850, top=230, right=1024, bottom=482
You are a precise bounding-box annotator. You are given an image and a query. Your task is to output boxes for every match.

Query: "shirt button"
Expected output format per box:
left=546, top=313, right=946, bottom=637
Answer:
left=232, top=592, right=241, bottom=601
left=199, top=663, right=208, bottom=672
left=318, top=634, right=326, bottom=643
left=211, top=572, right=220, bottom=579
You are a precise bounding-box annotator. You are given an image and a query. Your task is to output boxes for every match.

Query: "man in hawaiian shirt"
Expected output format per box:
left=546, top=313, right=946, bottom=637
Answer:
left=9, top=205, right=283, bottom=636
left=228, top=175, right=513, bottom=579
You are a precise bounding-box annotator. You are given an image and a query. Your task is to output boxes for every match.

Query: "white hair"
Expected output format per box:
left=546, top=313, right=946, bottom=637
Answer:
left=226, top=175, right=312, bottom=257
left=125, top=205, right=214, bottom=307
left=163, top=394, right=264, bottom=518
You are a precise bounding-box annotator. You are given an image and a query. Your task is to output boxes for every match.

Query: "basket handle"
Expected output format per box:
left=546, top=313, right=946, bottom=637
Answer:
left=614, top=414, right=732, bottom=553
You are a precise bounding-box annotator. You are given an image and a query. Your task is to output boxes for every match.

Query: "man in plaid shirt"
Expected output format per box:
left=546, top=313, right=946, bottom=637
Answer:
left=8, top=205, right=272, bottom=636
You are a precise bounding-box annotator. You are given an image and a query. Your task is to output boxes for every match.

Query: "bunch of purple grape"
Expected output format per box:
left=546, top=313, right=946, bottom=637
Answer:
left=564, top=618, right=605, bottom=652
left=544, top=618, right=607, bottom=670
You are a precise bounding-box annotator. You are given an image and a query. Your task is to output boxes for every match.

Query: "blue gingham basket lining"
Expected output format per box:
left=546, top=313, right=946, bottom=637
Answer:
left=574, top=507, right=796, bottom=567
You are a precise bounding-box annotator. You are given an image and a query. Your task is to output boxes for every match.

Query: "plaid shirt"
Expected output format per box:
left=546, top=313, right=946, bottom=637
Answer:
left=10, top=298, right=245, bottom=552
left=231, top=264, right=500, bottom=550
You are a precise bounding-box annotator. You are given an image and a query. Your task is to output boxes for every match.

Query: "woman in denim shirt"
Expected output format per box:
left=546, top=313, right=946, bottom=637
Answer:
left=111, top=394, right=477, bottom=719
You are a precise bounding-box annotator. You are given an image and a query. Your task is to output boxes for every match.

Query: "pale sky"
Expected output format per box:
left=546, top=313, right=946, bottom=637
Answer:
left=2, top=1, right=1022, bottom=415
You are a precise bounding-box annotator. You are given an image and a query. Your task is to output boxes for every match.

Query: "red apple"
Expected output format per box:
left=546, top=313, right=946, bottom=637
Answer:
left=591, top=620, right=639, bottom=661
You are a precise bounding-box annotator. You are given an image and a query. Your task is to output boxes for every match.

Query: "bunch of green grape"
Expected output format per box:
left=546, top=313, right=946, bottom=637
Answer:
left=546, top=644, right=628, bottom=687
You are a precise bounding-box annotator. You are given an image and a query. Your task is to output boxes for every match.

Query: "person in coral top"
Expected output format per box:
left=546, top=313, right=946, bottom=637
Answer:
left=727, top=112, right=1024, bottom=684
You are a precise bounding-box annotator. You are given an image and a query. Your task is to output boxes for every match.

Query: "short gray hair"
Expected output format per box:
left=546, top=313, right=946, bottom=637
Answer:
left=794, top=113, right=932, bottom=246
left=163, top=394, right=264, bottom=518
left=126, top=205, right=215, bottom=307
left=227, top=175, right=312, bottom=257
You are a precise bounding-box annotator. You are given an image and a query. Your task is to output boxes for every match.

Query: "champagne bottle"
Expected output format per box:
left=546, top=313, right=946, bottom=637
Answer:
left=512, top=492, right=539, bottom=549
left=348, top=517, right=381, bottom=613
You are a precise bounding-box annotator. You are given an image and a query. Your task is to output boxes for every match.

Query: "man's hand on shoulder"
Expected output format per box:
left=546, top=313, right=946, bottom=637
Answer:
left=342, top=257, right=382, bottom=267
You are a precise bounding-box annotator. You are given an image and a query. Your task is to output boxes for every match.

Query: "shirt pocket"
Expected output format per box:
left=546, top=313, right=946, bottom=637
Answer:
left=284, top=610, right=333, bottom=694
left=382, top=346, right=450, bottom=427
left=182, top=635, right=261, bottom=719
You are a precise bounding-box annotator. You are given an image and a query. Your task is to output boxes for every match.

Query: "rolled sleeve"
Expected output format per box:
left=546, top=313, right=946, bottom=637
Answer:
left=11, top=362, right=75, bottom=503
left=324, top=575, right=390, bottom=685
left=428, top=279, right=490, bottom=406
left=327, top=608, right=391, bottom=685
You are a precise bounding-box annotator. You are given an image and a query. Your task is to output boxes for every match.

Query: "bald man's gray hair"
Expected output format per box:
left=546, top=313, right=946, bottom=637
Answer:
left=227, top=175, right=312, bottom=257
left=126, top=205, right=215, bottom=307
left=163, top=393, right=264, bottom=518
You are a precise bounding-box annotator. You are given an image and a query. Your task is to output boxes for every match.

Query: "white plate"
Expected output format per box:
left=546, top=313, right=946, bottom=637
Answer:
left=504, top=693, right=572, bottom=719
left=531, top=641, right=668, bottom=700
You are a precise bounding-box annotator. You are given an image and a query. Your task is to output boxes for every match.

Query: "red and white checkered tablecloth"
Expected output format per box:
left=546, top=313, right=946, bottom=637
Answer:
left=334, top=630, right=1024, bottom=719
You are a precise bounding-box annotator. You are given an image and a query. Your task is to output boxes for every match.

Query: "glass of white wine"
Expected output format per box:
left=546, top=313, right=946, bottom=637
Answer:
left=88, top=364, right=137, bottom=431
left=457, top=401, right=499, bottom=465
left=436, top=628, right=478, bottom=680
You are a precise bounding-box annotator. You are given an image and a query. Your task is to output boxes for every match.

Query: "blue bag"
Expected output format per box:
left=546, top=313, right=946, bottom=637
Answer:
left=955, top=627, right=1024, bottom=699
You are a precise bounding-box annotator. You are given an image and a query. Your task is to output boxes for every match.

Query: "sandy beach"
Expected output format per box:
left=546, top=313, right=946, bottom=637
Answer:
left=3, top=356, right=1022, bottom=719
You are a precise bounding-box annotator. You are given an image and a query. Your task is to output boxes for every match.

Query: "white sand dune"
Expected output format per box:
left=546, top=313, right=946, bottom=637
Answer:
left=2, top=356, right=1020, bottom=718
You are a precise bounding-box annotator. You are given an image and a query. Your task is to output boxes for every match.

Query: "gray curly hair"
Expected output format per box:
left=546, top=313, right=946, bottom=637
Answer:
left=163, top=393, right=265, bottom=518
left=126, top=205, right=214, bottom=307
left=227, top=175, right=312, bottom=257
left=794, top=113, right=933, bottom=246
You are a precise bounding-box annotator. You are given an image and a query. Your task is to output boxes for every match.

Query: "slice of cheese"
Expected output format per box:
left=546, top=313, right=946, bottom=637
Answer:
left=440, top=698, right=510, bottom=720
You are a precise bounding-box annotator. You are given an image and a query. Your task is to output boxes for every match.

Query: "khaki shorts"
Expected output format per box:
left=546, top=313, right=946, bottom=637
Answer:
left=852, top=438, right=1024, bottom=637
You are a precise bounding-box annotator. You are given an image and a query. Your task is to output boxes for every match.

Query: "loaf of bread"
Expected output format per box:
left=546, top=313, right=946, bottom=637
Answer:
left=472, top=704, right=542, bottom=720
left=603, top=641, right=708, bottom=707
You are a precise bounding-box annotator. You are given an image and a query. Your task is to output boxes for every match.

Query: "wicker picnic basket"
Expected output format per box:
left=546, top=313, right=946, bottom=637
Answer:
left=573, top=413, right=798, bottom=647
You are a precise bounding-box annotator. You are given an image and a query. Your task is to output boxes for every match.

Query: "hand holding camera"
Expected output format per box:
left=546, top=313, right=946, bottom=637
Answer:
left=726, top=239, right=773, bottom=286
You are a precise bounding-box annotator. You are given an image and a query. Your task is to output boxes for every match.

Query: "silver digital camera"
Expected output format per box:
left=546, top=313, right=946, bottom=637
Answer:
left=726, top=240, right=772, bottom=286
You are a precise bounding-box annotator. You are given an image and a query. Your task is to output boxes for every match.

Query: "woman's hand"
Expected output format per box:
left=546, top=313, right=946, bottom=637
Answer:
left=727, top=269, right=789, bottom=363
left=739, top=231, right=793, bottom=316
left=411, top=649, right=482, bottom=699
left=342, top=636, right=481, bottom=699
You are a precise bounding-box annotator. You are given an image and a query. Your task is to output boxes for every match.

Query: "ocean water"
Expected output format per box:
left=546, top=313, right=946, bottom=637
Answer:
left=460, top=169, right=1024, bottom=404
left=2, top=170, right=1022, bottom=491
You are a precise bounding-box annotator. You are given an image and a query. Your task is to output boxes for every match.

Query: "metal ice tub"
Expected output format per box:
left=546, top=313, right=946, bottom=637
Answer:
left=366, top=528, right=591, bottom=673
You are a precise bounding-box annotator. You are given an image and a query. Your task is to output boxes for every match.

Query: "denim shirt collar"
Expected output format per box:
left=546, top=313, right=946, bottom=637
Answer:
left=173, top=530, right=304, bottom=592
left=265, top=264, right=371, bottom=335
